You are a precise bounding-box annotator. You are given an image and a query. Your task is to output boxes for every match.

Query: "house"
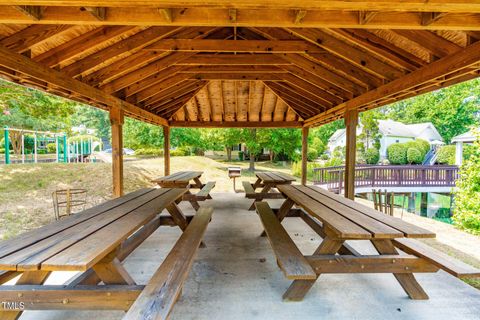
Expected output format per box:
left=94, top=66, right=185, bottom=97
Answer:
left=328, top=119, right=443, bottom=159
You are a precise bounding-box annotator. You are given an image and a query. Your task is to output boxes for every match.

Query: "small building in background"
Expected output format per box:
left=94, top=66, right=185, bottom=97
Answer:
left=327, top=119, right=443, bottom=159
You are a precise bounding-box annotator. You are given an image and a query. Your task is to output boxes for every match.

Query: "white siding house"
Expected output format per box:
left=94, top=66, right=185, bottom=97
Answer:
left=328, top=119, right=443, bottom=159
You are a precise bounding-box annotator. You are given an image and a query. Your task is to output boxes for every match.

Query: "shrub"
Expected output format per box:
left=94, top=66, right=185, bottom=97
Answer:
left=291, top=161, right=322, bottom=181
left=437, top=145, right=455, bottom=164
left=407, top=147, right=423, bottom=164
left=387, top=143, right=407, bottom=164
left=453, top=136, right=480, bottom=234
left=320, top=153, right=329, bottom=160
left=170, top=148, right=188, bottom=157
left=364, top=147, right=380, bottom=164
left=415, top=139, right=431, bottom=155
left=324, top=157, right=343, bottom=167
left=135, top=148, right=163, bottom=157
left=46, top=143, right=56, bottom=153
left=307, top=148, right=318, bottom=161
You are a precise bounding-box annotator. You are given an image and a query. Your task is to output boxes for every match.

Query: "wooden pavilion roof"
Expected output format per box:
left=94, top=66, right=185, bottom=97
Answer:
left=0, top=1, right=480, bottom=127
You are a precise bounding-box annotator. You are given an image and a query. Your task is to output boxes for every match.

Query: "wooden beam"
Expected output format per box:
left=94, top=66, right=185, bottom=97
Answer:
left=110, top=106, right=124, bottom=198
left=2, top=6, right=479, bottom=29
left=304, top=39, right=480, bottom=127
left=294, top=9, right=307, bottom=24
left=2, top=1, right=480, bottom=13
left=169, top=121, right=303, bottom=128
left=145, top=39, right=322, bottom=53
left=177, top=54, right=291, bottom=65
left=344, top=109, right=358, bottom=200
left=301, top=126, right=309, bottom=185
left=12, top=5, right=42, bottom=20
left=158, top=8, right=173, bottom=22
left=228, top=8, right=237, bottom=23
left=358, top=11, right=377, bottom=25
left=82, top=7, right=107, bottom=21
left=163, top=126, right=170, bottom=176
left=0, top=45, right=168, bottom=126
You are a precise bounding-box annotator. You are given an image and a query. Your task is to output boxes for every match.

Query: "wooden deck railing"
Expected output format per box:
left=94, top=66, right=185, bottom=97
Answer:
left=313, top=165, right=459, bottom=193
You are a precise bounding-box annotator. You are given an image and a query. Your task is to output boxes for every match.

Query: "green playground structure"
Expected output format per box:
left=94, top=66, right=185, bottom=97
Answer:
left=2, top=126, right=97, bottom=164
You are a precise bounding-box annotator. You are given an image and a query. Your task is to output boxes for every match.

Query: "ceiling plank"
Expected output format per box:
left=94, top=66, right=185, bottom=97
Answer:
left=169, top=121, right=303, bottom=128
left=0, top=24, right=73, bottom=53
left=393, top=29, right=463, bottom=58
left=0, top=44, right=168, bottom=126
left=34, top=26, right=135, bottom=67
left=177, top=54, right=291, bottom=65
left=61, top=26, right=180, bottom=77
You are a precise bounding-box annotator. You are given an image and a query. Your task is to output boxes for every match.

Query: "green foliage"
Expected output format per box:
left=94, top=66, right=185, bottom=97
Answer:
left=437, top=145, right=456, bottom=164
left=123, top=118, right=163, bottom=149
left=135, top=148, right=163, bottom=156
left=324, top=157, right=343, bottom=167
left=358, top=109, right=382, bottom=152
left=387, top=143, right=407, bottom=164
left=403, top=139, right=430, bottom=159
left=386, top=78, right=480, bottom=143
left=407, top=147, right=423, bottom=164
left=307, top=148, right=318, bottom=161
left=365, top=148, right=380, bottom=164
left=170, top=148, right=189, bottom=157
left=291, top=161, right=322, bottom=180
left=311, top=120, right=344, bottom=146
left=46, top=143, right=56, bottom=153
left=453, top=133, right=480, bottom=234
left=68, top=134, right=101, bottom=144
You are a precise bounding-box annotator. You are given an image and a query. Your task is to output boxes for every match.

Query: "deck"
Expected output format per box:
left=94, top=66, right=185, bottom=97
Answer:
left=13, top=193, right=480, bottom=320
left=314, top=165, right=459, bottom=194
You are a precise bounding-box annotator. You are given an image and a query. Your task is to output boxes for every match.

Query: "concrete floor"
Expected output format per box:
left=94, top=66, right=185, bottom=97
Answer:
left=20, top=193, right=480, bottom=320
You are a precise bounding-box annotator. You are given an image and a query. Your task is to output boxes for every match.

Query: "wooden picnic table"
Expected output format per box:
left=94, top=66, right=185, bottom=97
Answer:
left=152, top=171, right=215, bottom=211
left=243, top=171, right=296, bottom=210
left=0, top=187, right=213, bottom=319
left=256, top=184, right=480, bottom=301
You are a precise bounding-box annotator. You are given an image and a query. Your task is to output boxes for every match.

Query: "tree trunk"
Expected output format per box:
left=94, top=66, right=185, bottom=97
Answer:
left=9, top=131, right=22, bottom=155
left=269, top=150, right=274, bottom=162
left=249, top=153, right=255, bottom=171
left=226, top=147, right=232, bottom=161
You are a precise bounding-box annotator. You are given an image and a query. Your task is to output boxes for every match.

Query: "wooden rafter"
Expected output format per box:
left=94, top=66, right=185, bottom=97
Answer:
left=358, top=11, right=377, bottom=25
left=304, top=39, right=480, bottom=126
left=0, top=45, right=168, bottom=126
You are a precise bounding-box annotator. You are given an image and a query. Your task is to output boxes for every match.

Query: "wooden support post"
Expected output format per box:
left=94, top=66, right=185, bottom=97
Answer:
left=110, top=106, right=124, bottom=198
left=344, top=109, right=358, bottom=200
left=301, top=126, right=309, bottom=185
left=163, top=125, right=170, bottom=176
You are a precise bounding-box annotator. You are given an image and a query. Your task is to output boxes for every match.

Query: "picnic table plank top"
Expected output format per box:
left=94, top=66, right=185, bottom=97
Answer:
left=277, top=185, right=435, bottom=240
left=256, top=171, right=296, bottom=183
left=152, top=171, right=203, bottom=184
left=0, top=188, right=186, bottom=272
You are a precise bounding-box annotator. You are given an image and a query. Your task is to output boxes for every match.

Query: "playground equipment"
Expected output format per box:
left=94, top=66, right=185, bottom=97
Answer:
left=2, top=126, right=97, bottom=164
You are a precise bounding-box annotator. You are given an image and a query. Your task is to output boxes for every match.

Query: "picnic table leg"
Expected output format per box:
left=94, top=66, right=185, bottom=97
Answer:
left=372, top=239, right=429, bottom=300
left=166, top=202, right=206, bottom=247
left=260, top=198, right=295, bottom=237
left=252, top=178, right=262, bottom=189
left=92, top=250, right=136, bottom=285
left=193, top=177, right=204, bottom=189
left=0, top=270, right=51, bottom=320
left=185, top=190, right=201, bottom=211
left=249, top=184, right=272, bottom=211
left=283, top=237, right=344, bottom=301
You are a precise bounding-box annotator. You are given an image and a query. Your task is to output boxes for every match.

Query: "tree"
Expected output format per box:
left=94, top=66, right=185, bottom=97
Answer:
left=358, top=109, right=382, bottom=152
left=310, top=120, right=345, bottom=148
left=386, top=78, right=480, bottom=143
left=453, top=132, right=480, bottom=234
left=243, top=128, right=262, bottom=171
left=219, top=128, right=242, bottom=161
left=0, top=80, right=77, bottom=154
left=260, top=128, right=302, bottom=161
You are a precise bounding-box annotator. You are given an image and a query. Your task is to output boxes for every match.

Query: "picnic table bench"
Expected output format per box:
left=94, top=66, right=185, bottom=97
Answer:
left=243, top=171, right=295, bottom=210
left=256, top=184, right=480, bottom=301
left=153, top=171, right=215, bottom=211
left=0, top=187, right=213, bottom=319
